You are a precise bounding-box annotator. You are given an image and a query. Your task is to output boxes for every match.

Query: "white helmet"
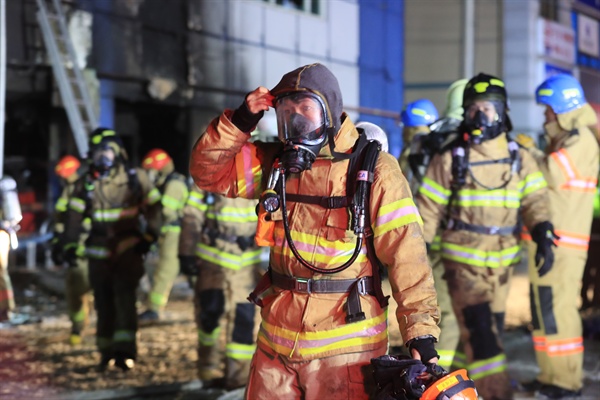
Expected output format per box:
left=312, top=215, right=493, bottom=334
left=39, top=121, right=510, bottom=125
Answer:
left=356, top=121, right=389, bottom=153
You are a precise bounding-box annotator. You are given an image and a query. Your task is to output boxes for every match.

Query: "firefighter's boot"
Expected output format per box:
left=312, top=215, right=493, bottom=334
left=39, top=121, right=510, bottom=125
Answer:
left=197, top=343, right=223, bottom=383
left=224, top=357, right=251, bottom=390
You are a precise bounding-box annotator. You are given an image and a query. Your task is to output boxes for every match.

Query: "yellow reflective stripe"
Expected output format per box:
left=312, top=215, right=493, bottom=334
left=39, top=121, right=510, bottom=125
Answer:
left=258, top=311, right=388, bottom=358
left=146, top=188, right=161, bottom=205
left=373, top=198, right=422, bottom=237
left=187, top=191, right=208, bottom=211
left=468, top=354, right=507, bottom=380
left=235, top=144, right=262, bottom=198
left=271, top=227, right=368, bottom=266
left=70, top=308, right=86, bottom=323
left=162, top=194, right=185, bottom=210
left=86, top=246, right=110, bottom=259
left=226, top=343, right=256, bottom=360
left=55, top=197, right=69, bottom=212
left=114, top=330, right=135, bottom=342
left=160, top=225, right=181, bottom=234
left=195, top=244, right=262, bottom=270
left=520, top=171, right=547, bottom=196
left=69, top=197, right=86, bottom=213
left=198, top=327, right=220, bottom=346
left=215, top=206, right=258, bottom=223
left=92, top=206, right=139, bottom=222
left=430, top=234, right=442, bottom=251
left=419, top=177, right=451, bottom=205
left=437, top=349, right=456, bottom=370
left=456, top=188, right=521, bottom=208
left=441, top=243, right=520, bottom=268
left=149, top=291, right=167, bottom=307
left=453, top=351, right=467, bottom=369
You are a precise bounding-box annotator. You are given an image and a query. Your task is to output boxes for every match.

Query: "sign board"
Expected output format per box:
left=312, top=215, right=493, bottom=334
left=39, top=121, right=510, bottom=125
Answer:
left=578, top=13, right=600, bottom=57
left=542, top=19, right=576, bottom=65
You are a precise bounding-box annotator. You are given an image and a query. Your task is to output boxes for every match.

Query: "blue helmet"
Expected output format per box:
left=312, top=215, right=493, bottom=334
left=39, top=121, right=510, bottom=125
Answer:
left=401, top=99, right=439, bottom=127
left=536, top=74, right=586, bottom=114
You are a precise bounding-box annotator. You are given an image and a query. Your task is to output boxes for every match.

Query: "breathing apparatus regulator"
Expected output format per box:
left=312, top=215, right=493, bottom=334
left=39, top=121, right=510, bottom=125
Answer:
left=0, top=176, right=23, bottom=250
left=258, top=118, right=381, bottom=274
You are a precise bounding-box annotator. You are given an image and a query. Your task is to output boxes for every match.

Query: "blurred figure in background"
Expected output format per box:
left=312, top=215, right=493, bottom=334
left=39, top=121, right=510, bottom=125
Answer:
left=138, top=149, right=188, bottom=324
left=52, top=155, right=92, bottom=345
left=62, top=128, right=161, bottom=371
left=520, top=74, right=599, bottom=399
left=179, top=185, right=261, bottom=390
left=0, top=175, right=22, bottom=324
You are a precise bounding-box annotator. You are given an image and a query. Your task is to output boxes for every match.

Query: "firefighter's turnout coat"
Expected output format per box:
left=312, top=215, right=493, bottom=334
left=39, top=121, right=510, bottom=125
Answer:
left=525, top=103, right=599, bottom=391
left=190, top=110, right=440, bottom=363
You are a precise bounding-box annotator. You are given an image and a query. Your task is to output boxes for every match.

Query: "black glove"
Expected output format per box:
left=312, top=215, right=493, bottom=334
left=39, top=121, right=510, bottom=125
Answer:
left=64, top=244, right=78, bottom=267
left=407, top=335, right=439, bottom=363
left=135, top=233, right=156, bottom=255
left=51, top=238, right=65, bottom=266
left=179, top=255, right=199, bottom=276
left=531, top=221, right=559, bottom=277
left=231, top=96, right=264, bottom=132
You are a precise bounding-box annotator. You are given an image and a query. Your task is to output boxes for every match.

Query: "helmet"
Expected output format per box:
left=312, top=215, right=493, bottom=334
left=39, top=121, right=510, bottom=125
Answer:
left=401, top=99, right=439, bottom=127
left=421, top=369, right=478, bottom=400
left=88, top=127, right=124, bottom=174
left=142, top=148, right=172, bottom=171
left=462, top=73, right=512, bottom=143
left=356, top=121, right=389, bottom=153
left=55, top=155, right=81, bottom=179
left=535, top=73, right=586, bottom=114
left=443, top=79, right=469, bottom=120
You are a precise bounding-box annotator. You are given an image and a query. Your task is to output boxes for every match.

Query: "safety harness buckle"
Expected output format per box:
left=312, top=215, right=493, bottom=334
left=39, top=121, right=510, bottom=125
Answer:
left=295, top=277, right=312, bottom=293
left=357, top=277, right=369, bottom=296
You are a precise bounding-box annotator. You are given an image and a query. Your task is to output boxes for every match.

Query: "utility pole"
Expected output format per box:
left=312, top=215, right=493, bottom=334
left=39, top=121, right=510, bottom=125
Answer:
left=463, top=0, right=475, bottom=79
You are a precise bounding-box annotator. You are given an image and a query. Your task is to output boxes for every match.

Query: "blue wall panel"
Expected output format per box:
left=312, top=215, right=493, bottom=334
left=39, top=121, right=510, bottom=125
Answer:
left=358, top=0, right=404, bottom=157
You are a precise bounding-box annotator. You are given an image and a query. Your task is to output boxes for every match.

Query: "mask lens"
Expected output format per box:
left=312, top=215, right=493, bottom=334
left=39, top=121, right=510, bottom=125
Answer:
left=92, top=146, right=115, bottom=171
left=275, top=93, right=327, bottom=145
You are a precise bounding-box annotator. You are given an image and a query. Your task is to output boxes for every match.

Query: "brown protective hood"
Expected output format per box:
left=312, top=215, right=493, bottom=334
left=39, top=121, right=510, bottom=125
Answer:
left=271, top=63, right=343, bottom=133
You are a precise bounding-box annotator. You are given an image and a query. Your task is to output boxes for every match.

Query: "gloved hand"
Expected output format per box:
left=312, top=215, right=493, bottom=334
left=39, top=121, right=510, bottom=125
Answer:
left=531, top=221, right=559, bottom=277
left=64, top=244, right=78, bottom=267
left=135, top=233, right=156, bottom=255
left=515, top=133, right=536, bottom=149
left=231, top=87, right=274, bottom=132
left=179, top=255, right=199, bottom=276
left=407, top=335, right=439, bottom=363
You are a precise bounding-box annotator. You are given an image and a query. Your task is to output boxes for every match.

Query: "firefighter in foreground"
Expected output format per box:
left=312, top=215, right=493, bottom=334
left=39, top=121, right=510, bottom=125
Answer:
left=520, top=74, right=599, bottom=399
left=179, top=185, right=261, bottom=390
left=62, top=128, right=161, bottom=371
left=416, top=73, right=554, bottom=400
left=138, top=149, right=188, bottom=323
left=402, top=81, right=468, bottom=372
left=52, top=155, right=92, bottom=344
left=190, top=63, right=440, bottom=399
left=0, top=176, right=22, bottom=323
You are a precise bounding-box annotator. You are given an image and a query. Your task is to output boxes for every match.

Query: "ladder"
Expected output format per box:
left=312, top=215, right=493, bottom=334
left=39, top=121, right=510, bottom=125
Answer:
left=35, top=0, right=97, bottom=158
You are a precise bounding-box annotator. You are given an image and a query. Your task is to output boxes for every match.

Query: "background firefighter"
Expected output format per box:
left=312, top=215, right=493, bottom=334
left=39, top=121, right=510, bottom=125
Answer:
left=189, top=63, right=440, bottom=399
left=62, top=128, right=161, bottom=371
left=178, top=185, right=261, bottom=390
left=138, top=148, right=189, bottom=324
left=51, top=155, right=92, bottom=345
left=519, top=74, right=599, bottom=399
left=416, top=73, right=554, bottom=400
left=0, top=175, right=21, bottom=323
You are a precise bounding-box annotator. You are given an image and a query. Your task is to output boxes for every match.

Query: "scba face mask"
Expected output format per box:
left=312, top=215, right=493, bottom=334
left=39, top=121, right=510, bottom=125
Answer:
left=275, top=92, right=329, bottom=173
left=464, top=100, right=504, bottom=144
left=92, top=145, right=116, bottom=176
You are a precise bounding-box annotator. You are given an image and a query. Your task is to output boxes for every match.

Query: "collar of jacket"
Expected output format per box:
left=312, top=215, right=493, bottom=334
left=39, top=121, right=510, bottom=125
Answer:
left=469, top=131, right=510, bottom=158
left=317, top=113, right=359, bottom=159
left=556, top=103, right=598, bottom=132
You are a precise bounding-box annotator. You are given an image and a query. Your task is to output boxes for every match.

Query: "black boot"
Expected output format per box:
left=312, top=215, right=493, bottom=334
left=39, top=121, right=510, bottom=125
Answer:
left=97, top=352, right=114, bottom=372
left=114, top=352, right=135, bottom=371
left=538, top=384, right=582, bottom=399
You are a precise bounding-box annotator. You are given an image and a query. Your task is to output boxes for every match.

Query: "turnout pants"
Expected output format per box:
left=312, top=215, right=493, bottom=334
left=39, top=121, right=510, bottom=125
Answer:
left=65, top=258, right=91, bottom=333
left=147, top=231, right=180, bottom=312
left=443, top=260, right=513, bottom=400
left=88, top=246, right=145, bottom=360
left=194, top=260, right=258, bottom=388
left=527, top=241, right=586, bottom=392
left=245, top=344, right=378, bottom=400
left=0, top=231, right=14, bottom=317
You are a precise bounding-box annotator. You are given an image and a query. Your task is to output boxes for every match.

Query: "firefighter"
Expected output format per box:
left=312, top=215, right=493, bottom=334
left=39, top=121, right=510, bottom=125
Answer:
left=0, top=176, right=21, bottom=323
left=138, top=149, right=189, bottom=323
left=179, top=185, right=261, bottom=390
left=52, top=155, right=92, bottom=345
left=190, top=63, right=440, bottom=399
left=399, top=98, right=439, bottom=194
left=416, top=73, right=554, bottom=400
left=62, top=128, right=161, bottom=371
left=404, top=80, right=468, bottom=372
left=520, top=74, right=599, bottom=398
